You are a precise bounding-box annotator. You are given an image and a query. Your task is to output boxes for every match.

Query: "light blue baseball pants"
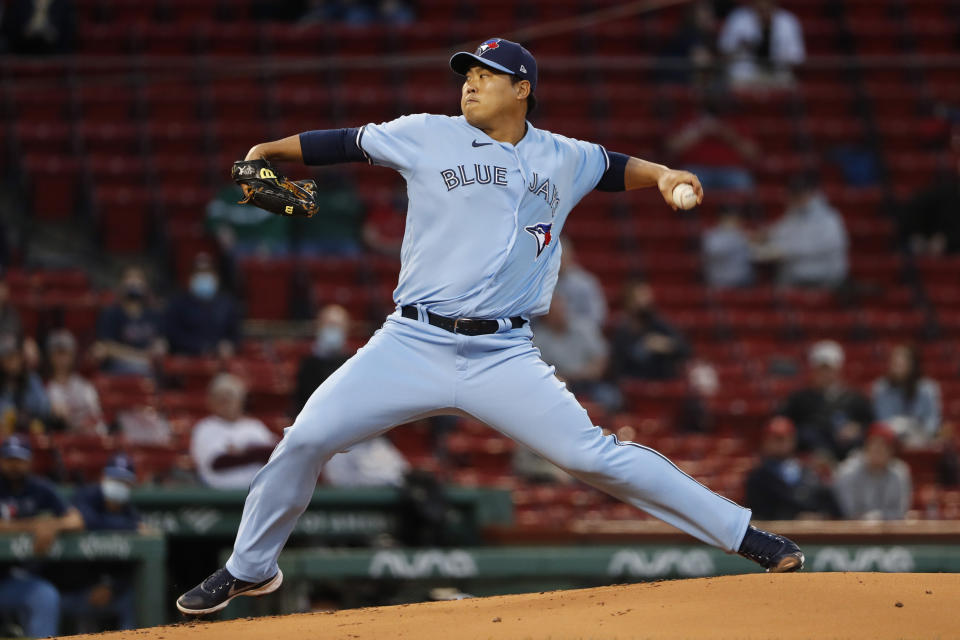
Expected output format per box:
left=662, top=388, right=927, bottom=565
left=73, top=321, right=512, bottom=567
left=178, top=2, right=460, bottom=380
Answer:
left=226, top=311, right=751, bottom=582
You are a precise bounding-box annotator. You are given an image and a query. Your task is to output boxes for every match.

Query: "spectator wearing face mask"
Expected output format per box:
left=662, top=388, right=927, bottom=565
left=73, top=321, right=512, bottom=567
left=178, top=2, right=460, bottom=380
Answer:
left=164, top=253, right=241, bottom=358
left=294, top=304, right=352, bottom=413
left=93, top=266, right=166, bottom=375
left=64, top=454, right=142, bottom=631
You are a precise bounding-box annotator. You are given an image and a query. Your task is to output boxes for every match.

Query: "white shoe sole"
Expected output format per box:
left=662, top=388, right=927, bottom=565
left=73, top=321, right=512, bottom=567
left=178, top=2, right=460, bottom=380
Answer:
left=176, top=569, right=284, bottom=616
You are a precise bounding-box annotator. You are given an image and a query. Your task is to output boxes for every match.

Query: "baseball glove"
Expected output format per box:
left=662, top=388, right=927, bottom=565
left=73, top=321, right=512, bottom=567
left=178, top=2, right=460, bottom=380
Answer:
left=231, top=159, right=320, bottom=218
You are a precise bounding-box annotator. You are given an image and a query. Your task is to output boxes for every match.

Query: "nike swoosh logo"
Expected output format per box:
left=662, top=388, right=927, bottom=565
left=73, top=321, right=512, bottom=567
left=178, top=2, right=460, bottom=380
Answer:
left=472, top=140, right=493, bottom=147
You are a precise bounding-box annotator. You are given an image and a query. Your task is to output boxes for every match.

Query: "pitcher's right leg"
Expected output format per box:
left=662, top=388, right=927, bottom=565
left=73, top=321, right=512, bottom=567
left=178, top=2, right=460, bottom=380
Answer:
left=177, top=316, right=457, bottom=614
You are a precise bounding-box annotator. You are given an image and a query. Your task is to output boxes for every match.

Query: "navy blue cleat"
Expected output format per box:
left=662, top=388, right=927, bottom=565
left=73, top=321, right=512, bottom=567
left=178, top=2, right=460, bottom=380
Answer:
left=737, top=525, right=805, bottom=573
left=176, top=567, right=283, bottom=615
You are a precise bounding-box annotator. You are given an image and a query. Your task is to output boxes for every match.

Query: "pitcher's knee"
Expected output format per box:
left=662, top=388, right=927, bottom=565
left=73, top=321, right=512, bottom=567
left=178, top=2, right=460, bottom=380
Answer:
left=279, top=421, right=339, bottom=459
left=553, top=447, right=608, bottom=477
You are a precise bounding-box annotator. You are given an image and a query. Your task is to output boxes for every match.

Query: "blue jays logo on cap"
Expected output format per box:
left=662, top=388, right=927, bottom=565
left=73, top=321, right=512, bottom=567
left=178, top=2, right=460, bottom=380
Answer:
left=476, top=39, right=501, bottom=56
left=450, top=38, right=539, bottom=94
left=524, top=222, right=552, bottom=258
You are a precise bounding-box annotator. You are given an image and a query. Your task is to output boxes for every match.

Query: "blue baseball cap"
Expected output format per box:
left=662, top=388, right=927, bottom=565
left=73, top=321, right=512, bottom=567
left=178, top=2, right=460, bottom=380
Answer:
left=104, top=453, right=136, bottom=483
left=0, top=435, right=31, bottom=461
left=450, top=38, right=538, bottom=94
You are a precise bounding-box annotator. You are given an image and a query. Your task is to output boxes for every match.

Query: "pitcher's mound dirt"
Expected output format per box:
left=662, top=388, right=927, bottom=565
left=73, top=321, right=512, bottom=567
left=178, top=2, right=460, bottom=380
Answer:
left=69, top=572, right=958, bottom=639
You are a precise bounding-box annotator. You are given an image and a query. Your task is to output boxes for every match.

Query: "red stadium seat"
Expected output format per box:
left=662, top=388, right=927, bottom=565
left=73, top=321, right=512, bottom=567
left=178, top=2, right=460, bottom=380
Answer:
left=92, top=187, right=153, bottom=252
left=197, top=23, right=261, bottom=56
left=24, top=155, right=82, bottom=220
left=78, top=122, right=141, bottom=155
left=240, top=258, right=295, bottom=320
left=17, top=122, right=72, bottom=155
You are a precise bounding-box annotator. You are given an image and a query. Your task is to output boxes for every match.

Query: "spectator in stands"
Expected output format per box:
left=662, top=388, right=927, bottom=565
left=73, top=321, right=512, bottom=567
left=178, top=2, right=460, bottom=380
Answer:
left=206, top=184, right=293, bottom=258
left=833, top=423, right=912, bottom=520
left=0, top=333, right=52, bottom=433
left=0, top=0, right=76, bottom=54
left=191, top=374, right=277, bottom=490
left=164, top=253, right=241, bottom=359
left=63, top=453, right=141, bottom=632
left=533, top=294, right=617, bottom=410
left=93, top=266, right=165, bottom=375
left=0, top=435, right=84, bottom=638
left=609, top=280, right=690, bottom=380
left=745, top=417, right=838, bottom=520
left=323, top=437, right=409, bottom=487
left=702, top=206, right=755, bottom=288
left=779, top=340, right=874, bottom=460
left=294, top=304, right=353, bottom=414
left=753, top=175, right=849, bottom=289
left=554, top=239, right=607, bottom=329
left=665, top=90, right=760, bottom=191
left=871, top=344, right=943, bottom=448
left=718, top=0, right=805, bottom=89
left=899, top=122, right=960, bottom=255
left=660, top=0, right=720, bottom=88
left=46, top=329, right=106, bottom=435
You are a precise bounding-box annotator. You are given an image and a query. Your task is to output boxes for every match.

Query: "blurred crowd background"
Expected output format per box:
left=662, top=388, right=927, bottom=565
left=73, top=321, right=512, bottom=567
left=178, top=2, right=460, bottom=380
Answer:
left=1, top=0, right=960, bottom=635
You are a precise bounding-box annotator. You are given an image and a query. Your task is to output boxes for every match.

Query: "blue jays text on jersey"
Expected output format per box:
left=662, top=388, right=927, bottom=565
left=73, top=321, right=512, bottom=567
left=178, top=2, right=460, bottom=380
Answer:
left=356, top=113, right=610, bottom=320
left=440, top=164, right=509, bottom=190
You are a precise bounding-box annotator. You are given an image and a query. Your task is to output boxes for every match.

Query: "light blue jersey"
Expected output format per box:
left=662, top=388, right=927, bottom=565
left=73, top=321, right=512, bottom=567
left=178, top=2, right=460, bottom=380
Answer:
left=358, top=114, right=610, bottom=319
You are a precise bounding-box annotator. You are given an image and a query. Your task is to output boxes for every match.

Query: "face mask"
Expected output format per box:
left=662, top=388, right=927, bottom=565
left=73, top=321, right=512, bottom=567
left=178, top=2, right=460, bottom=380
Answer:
left=124, top=284, right=146, bottom=301
left=190, top=273, right=218, bottom=299
left=314, top=326, right=346, bottom=357
left=101, top=478, right=131, bottom=504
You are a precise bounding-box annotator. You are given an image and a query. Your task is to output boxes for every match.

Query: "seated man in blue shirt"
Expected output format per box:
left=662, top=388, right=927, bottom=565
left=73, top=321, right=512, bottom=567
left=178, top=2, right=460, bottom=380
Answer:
left=164, top=253, right=241, bottom=359
left=63, top=454, right=142, bottom=632
left=0, top=435, right=84, bottom=638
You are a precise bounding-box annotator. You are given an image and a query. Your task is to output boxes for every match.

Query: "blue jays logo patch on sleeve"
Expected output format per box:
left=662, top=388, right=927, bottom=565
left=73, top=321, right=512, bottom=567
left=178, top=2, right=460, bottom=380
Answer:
left=524, top=222, right=552, bottom=258
left=476, top=39, right=500, bottom=56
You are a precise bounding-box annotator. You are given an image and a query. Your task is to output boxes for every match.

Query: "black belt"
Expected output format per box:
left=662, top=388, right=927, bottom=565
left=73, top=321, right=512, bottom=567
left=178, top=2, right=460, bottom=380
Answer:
left=401, top=305, right=526, bottom=336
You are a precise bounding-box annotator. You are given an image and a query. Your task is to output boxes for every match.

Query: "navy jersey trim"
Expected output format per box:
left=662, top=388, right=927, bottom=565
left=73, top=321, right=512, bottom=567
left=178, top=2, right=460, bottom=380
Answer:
left=299, top=127, right=367, bottom=165
left=595, top=150, right=628, bottom=192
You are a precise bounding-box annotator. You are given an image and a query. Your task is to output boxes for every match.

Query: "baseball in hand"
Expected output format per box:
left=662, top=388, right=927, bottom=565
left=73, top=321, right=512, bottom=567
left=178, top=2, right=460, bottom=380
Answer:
left=672, top=183, right=698, bottom=210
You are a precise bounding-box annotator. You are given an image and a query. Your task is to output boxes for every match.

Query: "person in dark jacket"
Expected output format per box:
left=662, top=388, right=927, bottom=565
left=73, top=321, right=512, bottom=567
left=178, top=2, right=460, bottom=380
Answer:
left=164, top=253, right=241, bottom=358
left=610, top=280, right=690, bottom=380
left=294, top=304, right=352, bottom=413
left=745, top=417, right=838, bottom=520
left=779, top=340, right=874, bottom=460
left=93, top=266, right=165, bottom=375
left=0, top=436, right=84, bottom=638
left=62, top=454, right=141, bottom=632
